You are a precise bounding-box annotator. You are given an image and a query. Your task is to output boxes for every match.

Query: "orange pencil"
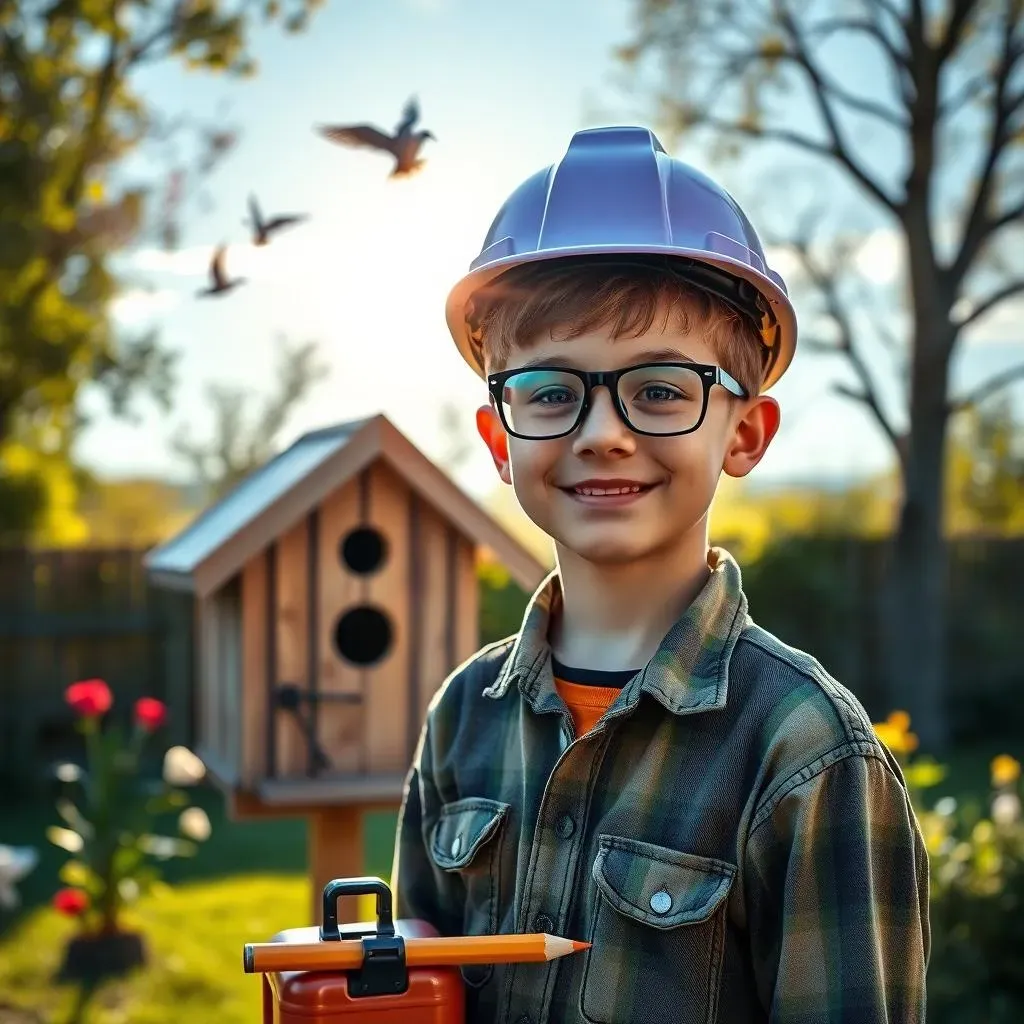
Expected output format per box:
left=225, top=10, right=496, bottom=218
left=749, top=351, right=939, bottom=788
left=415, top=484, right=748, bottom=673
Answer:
left=244, top=933, right=590, bottom=974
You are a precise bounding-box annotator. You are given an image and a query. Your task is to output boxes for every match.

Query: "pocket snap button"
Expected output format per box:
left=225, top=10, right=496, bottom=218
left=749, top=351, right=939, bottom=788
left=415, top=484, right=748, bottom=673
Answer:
left=451, top=834, right=462, bottom=857
left=532, top=913, right=554, bottom=933
left=650, top=890, right=673, bottom=914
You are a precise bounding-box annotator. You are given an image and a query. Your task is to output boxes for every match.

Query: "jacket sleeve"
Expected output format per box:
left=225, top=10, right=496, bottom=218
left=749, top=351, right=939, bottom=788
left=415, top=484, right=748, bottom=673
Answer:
left=745, top=749, right=931, bottom=1023
left=389, top=713, right=465, bottom=937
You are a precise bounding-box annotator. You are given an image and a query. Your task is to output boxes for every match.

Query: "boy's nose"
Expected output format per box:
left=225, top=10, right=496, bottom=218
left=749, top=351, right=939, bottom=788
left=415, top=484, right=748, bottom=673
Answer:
left=571, top=386, right=636, bottom=456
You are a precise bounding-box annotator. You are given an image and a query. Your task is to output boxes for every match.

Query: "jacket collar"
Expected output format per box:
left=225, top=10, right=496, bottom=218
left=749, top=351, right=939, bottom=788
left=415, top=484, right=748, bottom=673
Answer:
left=483, top=547, right=748, bottom=719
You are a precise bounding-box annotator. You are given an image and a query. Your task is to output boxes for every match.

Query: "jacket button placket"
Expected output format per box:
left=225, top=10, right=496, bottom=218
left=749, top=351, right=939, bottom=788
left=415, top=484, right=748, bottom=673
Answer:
left=508, top=735, right=591, bottom=1024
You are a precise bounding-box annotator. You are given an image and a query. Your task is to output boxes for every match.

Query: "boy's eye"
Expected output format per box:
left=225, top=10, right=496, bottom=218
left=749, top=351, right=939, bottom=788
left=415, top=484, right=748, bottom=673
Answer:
left=637, top=384, right=683, bottom=402
left=621, top=365, right=702, bottom=408
left=531, top=386, right=580, bottom=405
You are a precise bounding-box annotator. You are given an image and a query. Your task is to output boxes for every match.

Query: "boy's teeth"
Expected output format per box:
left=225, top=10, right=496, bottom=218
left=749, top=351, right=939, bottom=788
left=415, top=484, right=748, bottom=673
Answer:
left=575, top=485, right=642, bottom=495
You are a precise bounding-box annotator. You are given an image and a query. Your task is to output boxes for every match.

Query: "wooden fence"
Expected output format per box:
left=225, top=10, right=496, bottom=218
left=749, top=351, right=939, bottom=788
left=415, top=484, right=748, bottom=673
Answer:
left=1, top=538, right=1022, bottom=789
left=0, top=547, right=192, bottom=789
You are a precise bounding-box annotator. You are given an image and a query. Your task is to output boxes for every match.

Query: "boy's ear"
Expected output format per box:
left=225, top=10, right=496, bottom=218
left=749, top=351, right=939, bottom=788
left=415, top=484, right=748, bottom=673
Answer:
left=476, top=403, right=512, bottom=484
left=722, top=396, right=781, bottom=479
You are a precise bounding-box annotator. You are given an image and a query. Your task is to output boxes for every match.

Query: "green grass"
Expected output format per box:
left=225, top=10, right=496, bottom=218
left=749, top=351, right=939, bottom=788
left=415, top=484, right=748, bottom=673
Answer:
left=0, top=875, right=306, bottom=1024
left=0, top=739, right=1019, bottom=1023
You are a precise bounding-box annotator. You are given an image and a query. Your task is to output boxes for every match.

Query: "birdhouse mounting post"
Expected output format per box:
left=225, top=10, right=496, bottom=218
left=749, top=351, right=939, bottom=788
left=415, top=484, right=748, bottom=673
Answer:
left=307, top=805, right=367, bottom=927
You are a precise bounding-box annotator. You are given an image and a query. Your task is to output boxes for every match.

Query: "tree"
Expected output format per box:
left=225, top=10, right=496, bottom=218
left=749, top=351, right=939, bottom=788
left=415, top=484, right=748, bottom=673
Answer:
left=948, top=394, right=1024, bottom=530
left=0, top=0, right=324, bottom=536
left=618, top=0, right=1024, bottom=752
left=77, top=476, right=200, bottom=545
left=170, top=334, right=329, bottom=502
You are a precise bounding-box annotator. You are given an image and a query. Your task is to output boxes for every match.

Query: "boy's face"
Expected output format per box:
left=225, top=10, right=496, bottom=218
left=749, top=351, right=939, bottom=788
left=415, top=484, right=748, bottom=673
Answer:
left=476, top=315, right=781, bottom=568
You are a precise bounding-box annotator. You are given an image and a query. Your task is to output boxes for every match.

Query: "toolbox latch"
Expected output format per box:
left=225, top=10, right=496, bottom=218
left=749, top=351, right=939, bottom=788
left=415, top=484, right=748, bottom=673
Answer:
left=348, top=932, right=409, bottom=998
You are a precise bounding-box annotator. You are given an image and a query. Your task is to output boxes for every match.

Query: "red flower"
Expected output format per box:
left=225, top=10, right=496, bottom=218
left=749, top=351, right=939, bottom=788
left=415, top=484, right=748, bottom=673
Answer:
left=134, top=697, right=168, bottom=732
left=65, top=679, right=112, bottom=718
left=53, top=888, right=90, bottom=916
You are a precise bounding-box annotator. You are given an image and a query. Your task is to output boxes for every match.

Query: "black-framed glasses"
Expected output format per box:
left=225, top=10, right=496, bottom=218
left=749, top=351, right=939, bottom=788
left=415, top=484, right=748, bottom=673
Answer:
left=487, top=362, right=748, bottom=440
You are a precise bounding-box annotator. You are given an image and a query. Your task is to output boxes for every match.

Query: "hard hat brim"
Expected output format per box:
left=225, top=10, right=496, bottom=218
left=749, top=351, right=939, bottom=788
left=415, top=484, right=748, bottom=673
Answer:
left=446, top=244, right=797, bottom=392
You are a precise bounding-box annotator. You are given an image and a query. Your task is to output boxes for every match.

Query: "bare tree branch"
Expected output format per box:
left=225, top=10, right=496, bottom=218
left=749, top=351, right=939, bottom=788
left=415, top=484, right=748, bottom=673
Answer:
left=948, top=9, right=1024, bottom=285
left=773, top=1, right=902, bottom=212
left=785, top=52, right=912, bottom=128
left=786, top=220, right=906, bottom=471
left=939, top=70, right=993, bottom=118
left=956, top=277, right=1024, bottom=328
left=716, top=42, right=910, bottom=128
left=987, top=196, right=1024, bottom=236
left=865, top=0, right=918, bottom=105
left=810, top=15, right=911, bottom=69
left=935, top=0, right=985, bottom=64
left=801, top=338, right=844, bottom=355
left=678, top=109, right=901, bottom=213
left=868, top=0, right=908, bottom=27
left=949, top=362, right=1024, bottom=412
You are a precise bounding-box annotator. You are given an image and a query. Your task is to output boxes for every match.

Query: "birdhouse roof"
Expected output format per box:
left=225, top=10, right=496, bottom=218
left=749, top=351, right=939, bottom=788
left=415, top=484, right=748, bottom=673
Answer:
left=144, top=413, right=548, bottom=598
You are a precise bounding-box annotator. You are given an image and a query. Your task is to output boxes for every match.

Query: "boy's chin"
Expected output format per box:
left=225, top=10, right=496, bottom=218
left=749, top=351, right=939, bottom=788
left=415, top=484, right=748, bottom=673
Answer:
left=553, top=530, right=668, bottom=568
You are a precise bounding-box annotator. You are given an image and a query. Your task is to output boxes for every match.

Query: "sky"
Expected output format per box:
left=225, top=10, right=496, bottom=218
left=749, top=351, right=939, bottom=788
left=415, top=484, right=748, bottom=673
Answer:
left=77, top=0, right=1024, bottom=502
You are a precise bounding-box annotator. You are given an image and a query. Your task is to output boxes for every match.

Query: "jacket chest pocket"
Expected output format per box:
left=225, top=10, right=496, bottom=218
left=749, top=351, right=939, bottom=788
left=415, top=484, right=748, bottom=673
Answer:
left=580, top=835, right=736, bottom=1024
left=428, top=796, right=510, bottom=990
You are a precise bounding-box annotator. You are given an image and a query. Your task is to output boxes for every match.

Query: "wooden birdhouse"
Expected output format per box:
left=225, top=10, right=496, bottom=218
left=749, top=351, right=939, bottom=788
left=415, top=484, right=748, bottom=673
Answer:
left=145, top=414, right=547, bottom=916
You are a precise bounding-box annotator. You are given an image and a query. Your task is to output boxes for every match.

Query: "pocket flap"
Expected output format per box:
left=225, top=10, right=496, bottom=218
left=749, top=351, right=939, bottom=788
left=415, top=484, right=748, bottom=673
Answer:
left=592, top=835, right=736, bottom=931
left=430, top=797, right=511, bottom=871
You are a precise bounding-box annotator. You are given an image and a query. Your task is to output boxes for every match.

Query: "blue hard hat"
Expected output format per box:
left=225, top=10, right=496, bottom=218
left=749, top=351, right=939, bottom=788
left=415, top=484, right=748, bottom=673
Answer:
left=445, top=125, right=797, bottom=391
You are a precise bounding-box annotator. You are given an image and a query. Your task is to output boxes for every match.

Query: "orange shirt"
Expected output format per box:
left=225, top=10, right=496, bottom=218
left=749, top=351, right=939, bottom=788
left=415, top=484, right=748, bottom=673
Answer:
left=551, top=658, right=639, bottom=739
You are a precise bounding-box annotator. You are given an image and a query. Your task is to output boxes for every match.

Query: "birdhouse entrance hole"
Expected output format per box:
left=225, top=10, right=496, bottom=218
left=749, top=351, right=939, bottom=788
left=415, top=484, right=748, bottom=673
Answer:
left=340, top=527, right=388, bottom=575
left=334, top=606, right=393, bottom=666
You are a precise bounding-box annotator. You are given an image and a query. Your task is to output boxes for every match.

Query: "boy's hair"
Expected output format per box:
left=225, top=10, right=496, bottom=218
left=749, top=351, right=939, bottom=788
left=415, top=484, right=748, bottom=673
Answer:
left=472, top=258, right=768, bottom=398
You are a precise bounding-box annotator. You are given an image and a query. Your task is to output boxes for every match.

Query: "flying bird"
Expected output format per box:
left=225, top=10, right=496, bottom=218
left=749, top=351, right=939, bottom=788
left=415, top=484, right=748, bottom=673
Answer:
left=317, top=96, right=436, bottom=178
left=197, top=245, right=246, bottom=297
left=245, top=194, right=308, bottom=246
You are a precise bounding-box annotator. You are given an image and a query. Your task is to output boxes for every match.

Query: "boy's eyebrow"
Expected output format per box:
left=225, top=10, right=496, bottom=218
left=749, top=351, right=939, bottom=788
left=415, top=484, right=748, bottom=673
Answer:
left=515, top=347, right=697, bottom=370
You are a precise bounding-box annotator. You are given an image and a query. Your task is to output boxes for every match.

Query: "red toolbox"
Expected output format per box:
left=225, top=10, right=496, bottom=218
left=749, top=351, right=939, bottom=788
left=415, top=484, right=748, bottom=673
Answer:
left=257, top=877, right=465, bottom=1023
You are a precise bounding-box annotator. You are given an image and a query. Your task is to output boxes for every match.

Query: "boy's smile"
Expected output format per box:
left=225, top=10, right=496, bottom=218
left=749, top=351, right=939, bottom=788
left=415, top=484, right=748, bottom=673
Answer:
left=477, top=318, right=779, bottom=571
left=559, top=478, right=658, bottom=506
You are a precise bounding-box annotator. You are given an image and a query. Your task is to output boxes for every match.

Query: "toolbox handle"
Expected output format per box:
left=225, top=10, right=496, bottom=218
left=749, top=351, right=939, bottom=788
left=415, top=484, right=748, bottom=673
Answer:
left=320, top=876, right=396, bottom=942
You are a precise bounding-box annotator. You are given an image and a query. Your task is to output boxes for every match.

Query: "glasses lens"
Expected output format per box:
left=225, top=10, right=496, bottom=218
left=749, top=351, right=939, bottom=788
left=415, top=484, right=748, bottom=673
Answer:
left=617, top=365, right=705, bottom=434
left=500, top=369, right=584, bottom=438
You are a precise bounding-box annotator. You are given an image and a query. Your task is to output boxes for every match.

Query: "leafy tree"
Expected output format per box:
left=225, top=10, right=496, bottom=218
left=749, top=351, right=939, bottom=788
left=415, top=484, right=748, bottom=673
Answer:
left=619, top=0, right=1024, bottom=752
left=170, top=334, right=329, bottom=501
left=0, top=0, right=325, bottom=536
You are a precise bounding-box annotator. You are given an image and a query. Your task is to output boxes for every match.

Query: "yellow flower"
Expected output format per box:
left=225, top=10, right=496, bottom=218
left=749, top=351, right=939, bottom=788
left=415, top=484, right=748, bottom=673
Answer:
left=873, top=720, right=919, bottom=756
left=887, top=710, right=911, bottom=732
left=990, top=754, right=1021, bottom=789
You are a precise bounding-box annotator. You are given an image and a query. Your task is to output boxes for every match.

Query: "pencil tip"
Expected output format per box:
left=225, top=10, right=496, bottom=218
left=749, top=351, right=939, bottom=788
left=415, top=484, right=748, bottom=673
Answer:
left=571, top=940, right=591, bottom=951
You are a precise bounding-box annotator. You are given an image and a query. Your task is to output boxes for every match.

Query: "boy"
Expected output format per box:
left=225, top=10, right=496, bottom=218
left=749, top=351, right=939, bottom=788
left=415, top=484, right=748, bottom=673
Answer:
left=391, top=126, right=929, bottom=1023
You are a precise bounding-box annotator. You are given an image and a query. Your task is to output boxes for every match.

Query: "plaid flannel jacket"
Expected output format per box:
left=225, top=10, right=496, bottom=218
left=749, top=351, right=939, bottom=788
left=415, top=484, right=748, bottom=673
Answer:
left=391, top=548, right=930, bottom=1024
